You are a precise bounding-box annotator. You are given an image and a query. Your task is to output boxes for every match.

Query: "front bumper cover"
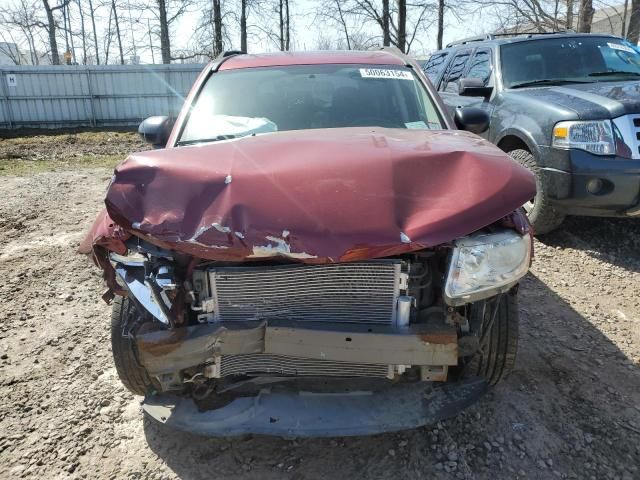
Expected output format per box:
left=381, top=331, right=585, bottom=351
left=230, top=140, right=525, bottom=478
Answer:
left=143, top=377, right=488, bottom=437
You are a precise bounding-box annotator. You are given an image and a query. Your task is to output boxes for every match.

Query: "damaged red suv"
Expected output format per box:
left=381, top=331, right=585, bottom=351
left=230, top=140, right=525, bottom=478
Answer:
left=81, top=49, right=535, bottom=437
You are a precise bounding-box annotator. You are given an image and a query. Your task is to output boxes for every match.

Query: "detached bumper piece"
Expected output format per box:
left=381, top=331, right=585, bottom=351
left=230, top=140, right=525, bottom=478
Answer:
left=143, top=377, right=488, bottom=437
left=135, top=320, right=459, bottom=389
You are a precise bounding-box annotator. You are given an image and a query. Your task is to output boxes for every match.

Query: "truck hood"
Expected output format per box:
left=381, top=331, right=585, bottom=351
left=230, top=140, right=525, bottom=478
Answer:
left=509, top=80, right=640, bottom=118
left=87, top=127, right=535, bottom=263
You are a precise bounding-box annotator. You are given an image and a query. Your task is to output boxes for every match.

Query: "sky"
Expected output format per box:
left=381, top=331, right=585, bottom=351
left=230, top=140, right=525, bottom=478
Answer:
left=0, top=0, right=498, bottom=64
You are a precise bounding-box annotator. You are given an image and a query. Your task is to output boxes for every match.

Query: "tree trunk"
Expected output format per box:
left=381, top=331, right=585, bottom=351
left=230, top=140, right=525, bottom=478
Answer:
left=577, top=0, right=594, bottom=33
left=88, top=0, right=100, bottom=64
left=285, top=0, right=290, bottom=51
left=77, top=0, right=87, bottom=64
left=397, top=0, right=406, bottom=52
left=213, top=0, right=223, bottom=56
left=382, top=0, right=390, bottom=46
left=157, top=0, right=171, bottom=63
left=622, top=0, right=629, bottom=36
left=628, top=0, right=640, bottom=43
left=42, top=0, right=61, bottom=64
left=240, top=0, right=247, bottom=52
left=279, top=0, right=284, bottom=50
left=112, top=0, right=125, bottom=64
left=335, top=0, right=350, bottom=49
left=566, top=0, right=574, bottom=30
left=437, top=0, right=445, bottom=49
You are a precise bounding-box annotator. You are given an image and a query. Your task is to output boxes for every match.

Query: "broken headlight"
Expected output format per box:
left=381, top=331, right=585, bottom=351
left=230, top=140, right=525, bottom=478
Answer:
left=444, top=230, right=531, bottom=306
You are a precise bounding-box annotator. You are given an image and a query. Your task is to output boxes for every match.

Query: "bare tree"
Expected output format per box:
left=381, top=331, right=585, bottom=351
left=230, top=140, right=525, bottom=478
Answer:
left=0, top=0, right=46, bottom=64
left=111, top=0, right=125, bottom=63
left=577, top=0, right=594, bottom=32
left=240, top=0, right=248, bottom=51
left=276, top=0, right=291, bottom=50
left=629, top=0, right=640, bottom=42
left=87, top=0, right=100, bottom=63
left=397, top=0, right=406, bottom=51
left=213, top=0, right=223, bottom=55
left=42, top=0, right=71, bottom=64
left=437, top=0, right=445, bottom=49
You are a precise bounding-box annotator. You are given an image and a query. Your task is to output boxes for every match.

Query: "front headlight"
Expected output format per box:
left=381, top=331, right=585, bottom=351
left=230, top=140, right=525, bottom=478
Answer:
left=444, top=230, right=531, bottom=306
left=552, top=120, right=615, bottom=155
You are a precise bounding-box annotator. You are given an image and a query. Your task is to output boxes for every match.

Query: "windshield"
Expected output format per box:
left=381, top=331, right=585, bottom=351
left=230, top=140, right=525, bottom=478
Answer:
left=500, top=36, right=640, bottom=88
left=178, top=64, right=444, bottom=144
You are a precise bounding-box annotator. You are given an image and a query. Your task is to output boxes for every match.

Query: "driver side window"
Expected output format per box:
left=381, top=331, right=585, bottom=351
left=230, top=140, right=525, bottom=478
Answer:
left=466, top=49, right=493, bottom=86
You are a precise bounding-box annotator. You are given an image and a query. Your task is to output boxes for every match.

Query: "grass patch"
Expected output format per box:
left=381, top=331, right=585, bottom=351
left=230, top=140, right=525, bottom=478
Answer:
left=0, top=154, right=122, bottom=176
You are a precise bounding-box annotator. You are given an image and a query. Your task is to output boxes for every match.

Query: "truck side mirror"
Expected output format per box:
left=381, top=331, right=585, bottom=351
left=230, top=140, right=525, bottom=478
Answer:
left=458, top=78, right=493, bottom=99
left=138, top=116, right=174, bottom=149
left=454, top=107, right=489, bottom=134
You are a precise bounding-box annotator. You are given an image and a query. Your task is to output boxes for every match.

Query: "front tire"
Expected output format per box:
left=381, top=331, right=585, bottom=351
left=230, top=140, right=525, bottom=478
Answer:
left=508, top=149, right=565, bottom=234
left=464, top=293, right=519, bottom=386
left=111, top=296, right=157, bottom=395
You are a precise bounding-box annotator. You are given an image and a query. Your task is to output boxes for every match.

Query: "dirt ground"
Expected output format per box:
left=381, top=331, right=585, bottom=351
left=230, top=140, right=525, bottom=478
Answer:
left=0, top=133, right=639, bottom=480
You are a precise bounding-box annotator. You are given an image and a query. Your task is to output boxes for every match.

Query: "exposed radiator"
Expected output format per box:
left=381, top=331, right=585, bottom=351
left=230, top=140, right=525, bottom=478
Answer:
left=218, top=353, right=392, bottom=379
left=201, top=261, right=406, bottom=324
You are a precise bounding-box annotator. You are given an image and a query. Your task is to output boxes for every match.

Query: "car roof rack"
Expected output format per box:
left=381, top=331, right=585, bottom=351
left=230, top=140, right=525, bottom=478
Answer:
left=445, top=30, right=576, bottom=48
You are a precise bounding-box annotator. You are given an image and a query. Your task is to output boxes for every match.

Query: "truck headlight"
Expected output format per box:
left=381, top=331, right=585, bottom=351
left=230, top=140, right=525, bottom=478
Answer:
left=444, top=230, right=531, bottom=306
left=552, top=120, right=615, bottom=155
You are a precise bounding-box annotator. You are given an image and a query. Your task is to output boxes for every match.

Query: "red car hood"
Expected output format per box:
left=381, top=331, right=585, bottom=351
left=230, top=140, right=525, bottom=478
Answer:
left=83, top=128, right=535, bottom=263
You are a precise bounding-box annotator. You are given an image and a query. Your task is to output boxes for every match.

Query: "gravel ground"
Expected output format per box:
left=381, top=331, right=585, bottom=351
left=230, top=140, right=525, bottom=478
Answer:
left=0, top=136, right=639, bottom=480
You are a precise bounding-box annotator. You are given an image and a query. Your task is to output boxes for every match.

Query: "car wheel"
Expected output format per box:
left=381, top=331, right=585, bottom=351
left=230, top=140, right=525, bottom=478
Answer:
left=508, top=149, right=565, bottom=234
left=111, top=296, right=158, bottom=395
left=464, top=292, right=519, bottom=386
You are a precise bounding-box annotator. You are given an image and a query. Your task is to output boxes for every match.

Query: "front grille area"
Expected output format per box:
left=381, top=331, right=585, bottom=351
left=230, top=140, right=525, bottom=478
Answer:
left=220, top=353, right=391, bottom=378
left=614, top=114, right=640, bottom=158
left=206, top=261, right=403, bottom=324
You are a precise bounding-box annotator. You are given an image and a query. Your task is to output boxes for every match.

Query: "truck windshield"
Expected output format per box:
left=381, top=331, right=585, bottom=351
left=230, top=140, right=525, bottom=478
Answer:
left=178, top=64, right=444, bottom=145
left=501, top=36, right=640, bottom=89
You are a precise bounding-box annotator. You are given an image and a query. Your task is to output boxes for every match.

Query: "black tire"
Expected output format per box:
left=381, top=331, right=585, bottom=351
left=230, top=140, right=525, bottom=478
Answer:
left=111, top=296, right=157, bottom=395
left=465, top=293, right=519, bottom=386
left=508, top=149, right=565, bottom=235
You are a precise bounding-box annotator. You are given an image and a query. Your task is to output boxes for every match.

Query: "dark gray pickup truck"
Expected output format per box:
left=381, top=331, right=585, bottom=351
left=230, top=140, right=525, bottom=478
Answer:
left=421, top=32, right=640, bottom=233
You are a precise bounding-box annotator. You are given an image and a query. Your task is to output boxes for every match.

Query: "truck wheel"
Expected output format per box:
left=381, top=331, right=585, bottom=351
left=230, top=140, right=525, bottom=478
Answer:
left=508, top=149, right=565, bottom=234
left=464, top=293, right=519, bottom=386
left=111, top=296, right=157, bottom=396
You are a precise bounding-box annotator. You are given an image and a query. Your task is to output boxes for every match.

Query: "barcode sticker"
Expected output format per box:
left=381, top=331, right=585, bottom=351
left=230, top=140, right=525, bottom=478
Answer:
left=607, top=42, right=635, bottom=53
left=360, top=68, right=413, bottom=80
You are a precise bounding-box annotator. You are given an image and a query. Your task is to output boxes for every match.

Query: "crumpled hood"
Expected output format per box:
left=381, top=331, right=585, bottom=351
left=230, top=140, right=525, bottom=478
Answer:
left=95, top=127, right=535, bottom=263
left=509, top=80, right=640, bottom=119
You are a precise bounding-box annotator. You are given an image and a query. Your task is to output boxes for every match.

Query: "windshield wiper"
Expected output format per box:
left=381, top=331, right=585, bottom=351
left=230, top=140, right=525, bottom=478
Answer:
left=510, top=79, right=590, bottom=89
left=588, top=70, right=640, bottom=77
left=176, top=134, right=238, bottom=146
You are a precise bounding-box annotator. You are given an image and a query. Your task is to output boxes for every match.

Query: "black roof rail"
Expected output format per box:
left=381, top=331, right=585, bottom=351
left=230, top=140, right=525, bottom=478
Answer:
left=211, top=50, right=245, bottom=72
left=445, top=30, right=577, bottom=48
left=220, top=50, right=245, bottom=58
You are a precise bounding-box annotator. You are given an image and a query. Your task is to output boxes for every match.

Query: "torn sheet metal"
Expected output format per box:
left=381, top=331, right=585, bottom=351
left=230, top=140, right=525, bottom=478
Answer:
left=86, top=127, right=535, bottom=263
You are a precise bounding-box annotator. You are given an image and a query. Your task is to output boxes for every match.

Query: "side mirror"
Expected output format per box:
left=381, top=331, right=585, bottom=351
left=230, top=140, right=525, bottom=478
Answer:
left=454, top=107, right=489, bottom=134
left=458, top=78, right=493, bottom=99
left=138, top=116, right=174, bottom=148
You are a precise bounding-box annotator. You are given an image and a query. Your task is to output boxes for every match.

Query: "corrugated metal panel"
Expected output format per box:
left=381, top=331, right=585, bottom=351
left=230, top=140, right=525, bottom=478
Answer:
left=0, top=64, right=205, bottom=129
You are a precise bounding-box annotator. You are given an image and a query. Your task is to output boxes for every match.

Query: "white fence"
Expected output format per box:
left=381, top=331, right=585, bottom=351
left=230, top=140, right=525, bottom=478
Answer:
left=0, top=64, right=206, bottom=129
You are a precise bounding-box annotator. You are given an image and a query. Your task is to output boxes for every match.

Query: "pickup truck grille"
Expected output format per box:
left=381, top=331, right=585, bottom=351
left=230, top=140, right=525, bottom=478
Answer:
left=205, top=261, right=404, bottom=324
left=614, top=114, right=640, bottom=159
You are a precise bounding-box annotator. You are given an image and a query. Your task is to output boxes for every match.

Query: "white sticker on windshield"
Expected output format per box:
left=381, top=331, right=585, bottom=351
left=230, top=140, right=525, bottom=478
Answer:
left=607, top=42, right=635, bottom=53
left=360, top=68, right=413, bottom=80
